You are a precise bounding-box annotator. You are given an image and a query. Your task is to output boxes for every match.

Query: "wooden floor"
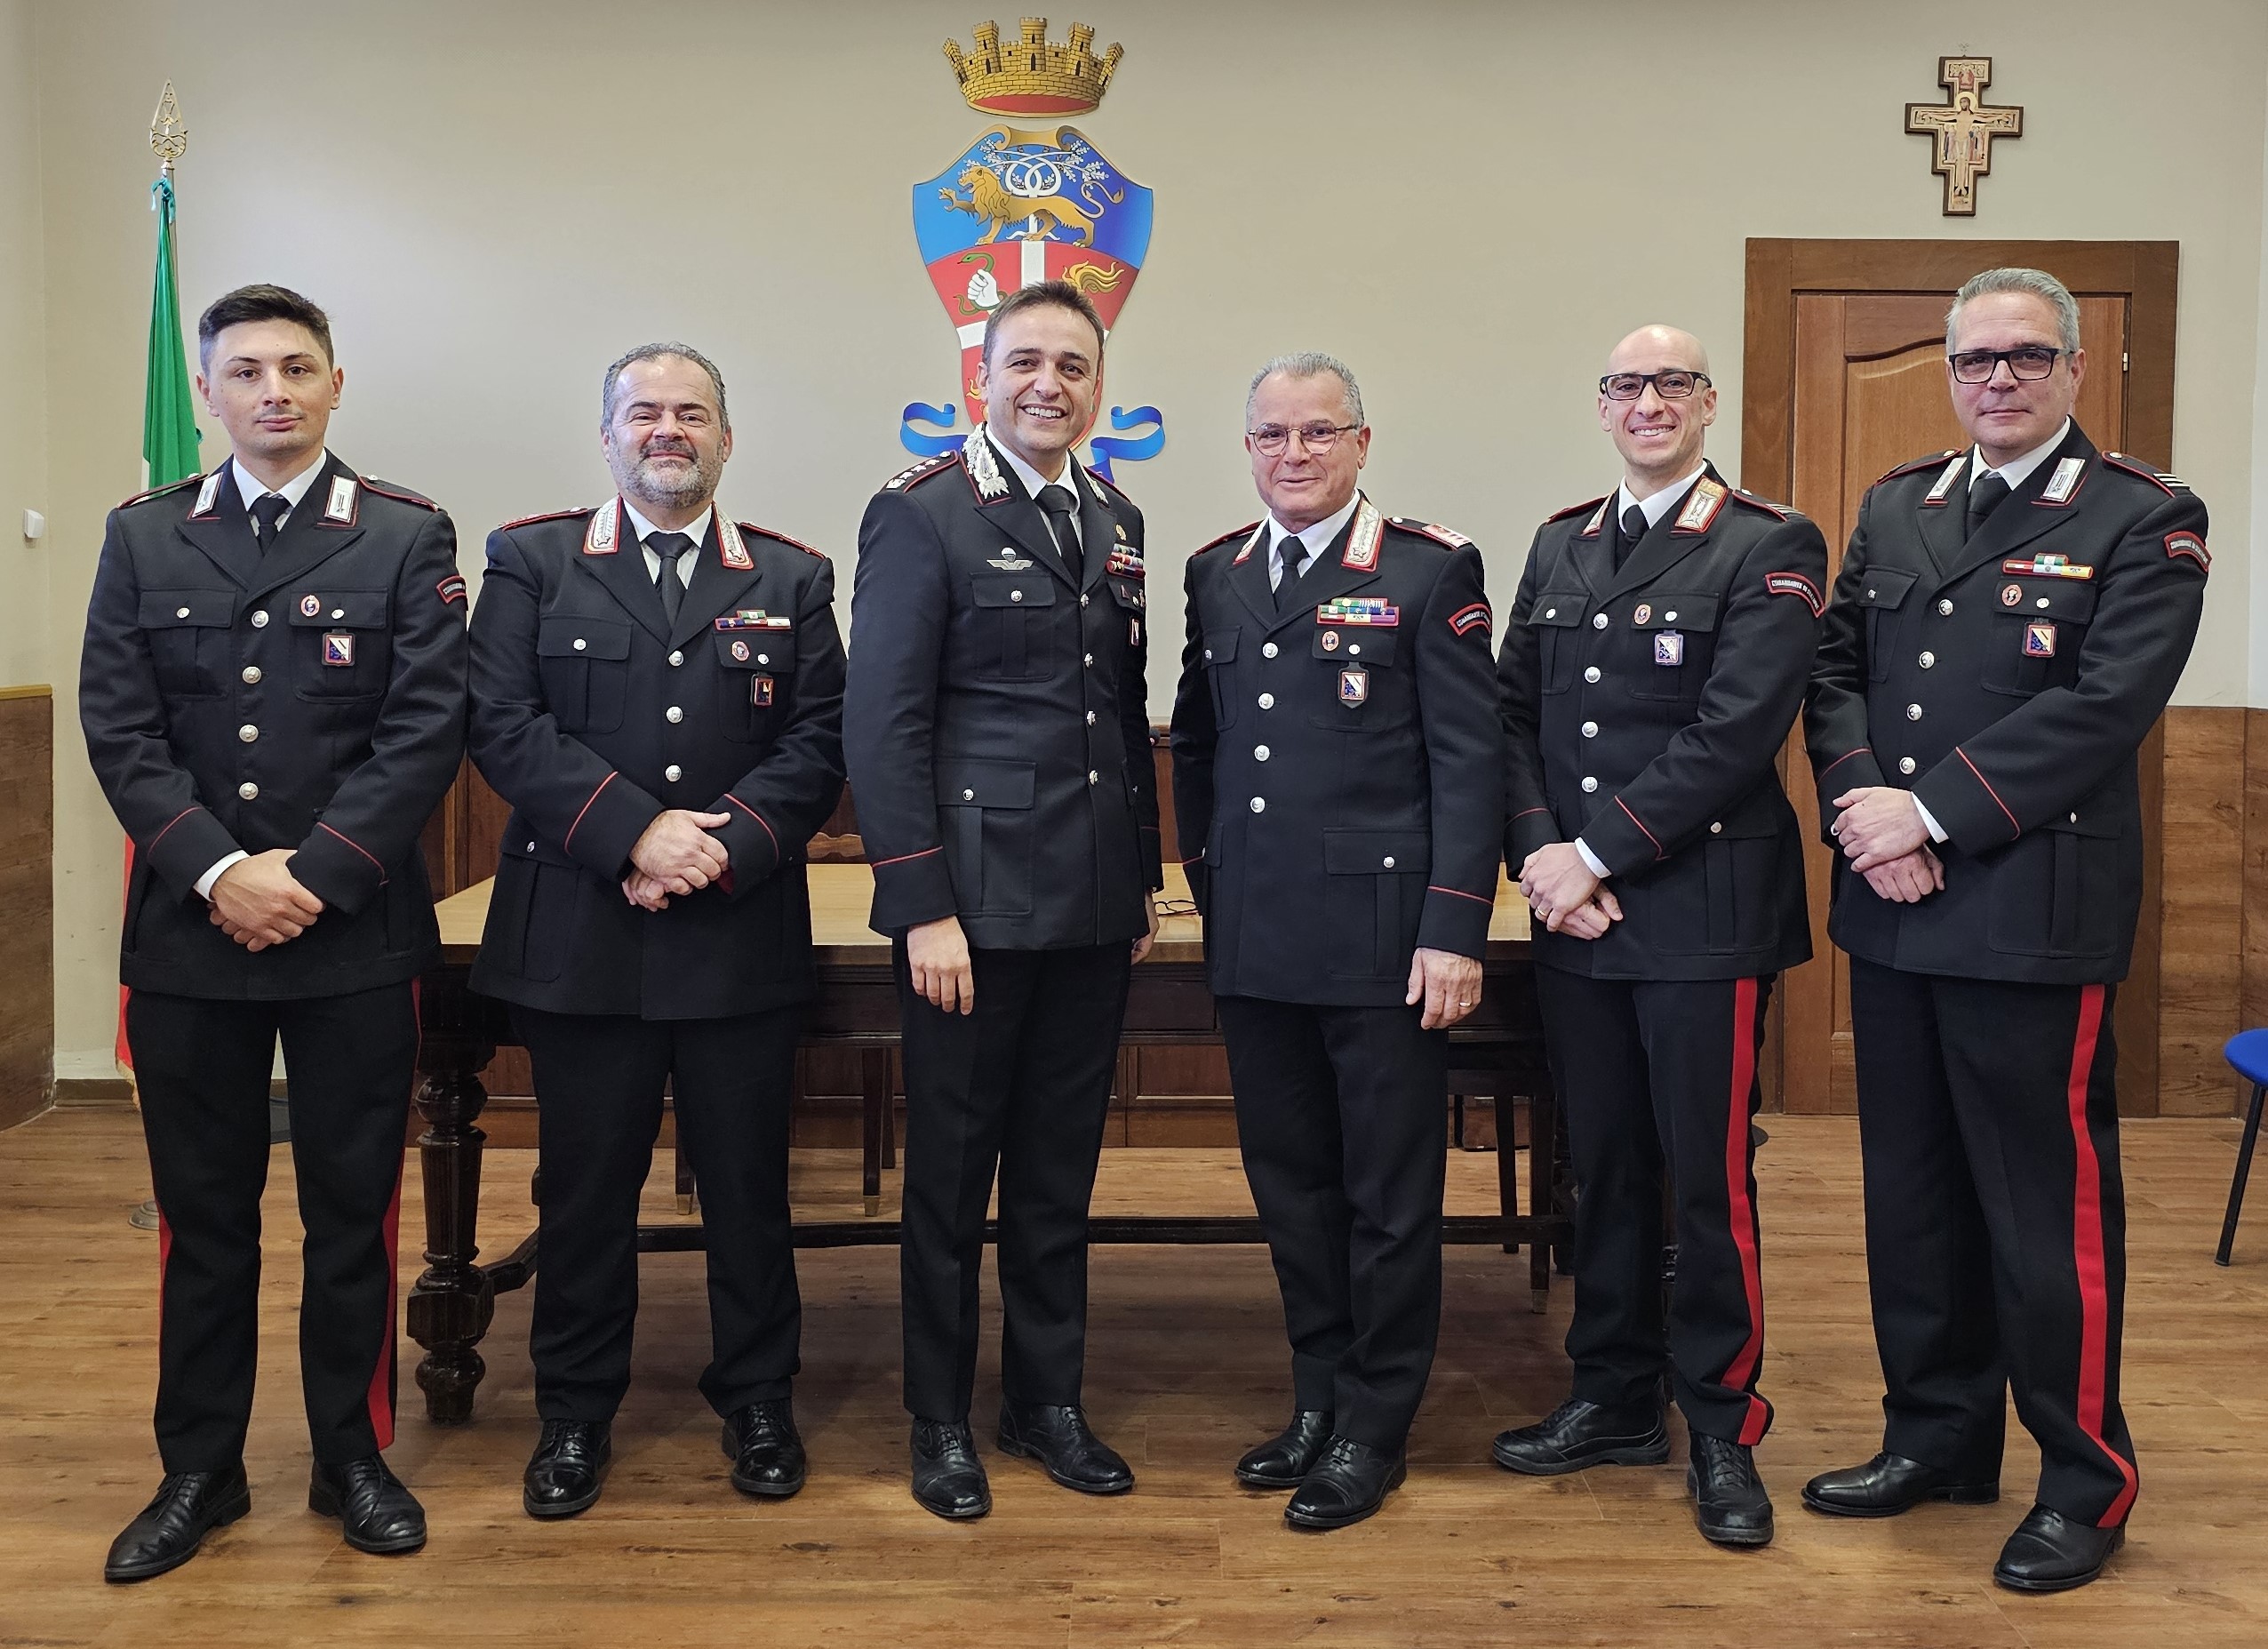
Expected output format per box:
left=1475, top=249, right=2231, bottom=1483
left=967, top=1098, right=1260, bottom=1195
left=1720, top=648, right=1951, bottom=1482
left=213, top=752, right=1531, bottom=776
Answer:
left=3, top=1110, right=2266, bottom=1647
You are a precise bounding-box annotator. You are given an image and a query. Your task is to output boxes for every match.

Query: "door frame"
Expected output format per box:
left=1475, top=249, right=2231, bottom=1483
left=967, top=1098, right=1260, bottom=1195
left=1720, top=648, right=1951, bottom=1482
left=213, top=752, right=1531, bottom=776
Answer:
left=1740, top=237, right=2181, bottom=1115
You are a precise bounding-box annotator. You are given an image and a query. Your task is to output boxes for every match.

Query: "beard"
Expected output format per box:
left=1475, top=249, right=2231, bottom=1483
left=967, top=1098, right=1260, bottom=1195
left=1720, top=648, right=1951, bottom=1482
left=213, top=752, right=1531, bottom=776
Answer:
left=620, top=441, right=723, bottom=511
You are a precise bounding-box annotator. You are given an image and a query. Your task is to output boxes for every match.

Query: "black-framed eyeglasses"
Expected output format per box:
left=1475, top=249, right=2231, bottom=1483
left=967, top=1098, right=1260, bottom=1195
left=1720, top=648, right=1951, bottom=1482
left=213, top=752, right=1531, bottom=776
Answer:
left=1600, top=370, right=1710, bottom=401
left=1947, top=346, right=2065, bottom=384
left=1248, top=422, right=1360, bottom=456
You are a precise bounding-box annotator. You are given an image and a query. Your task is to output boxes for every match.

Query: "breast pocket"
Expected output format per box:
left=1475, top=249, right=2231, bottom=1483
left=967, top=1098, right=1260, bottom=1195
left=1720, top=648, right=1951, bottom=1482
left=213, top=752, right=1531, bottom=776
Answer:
left=936, top=756, right=1036, bottom=917
left=1984, top=579, right=2096, bottom=698
left=138, top=589, right=233, bottom=699
left=970, top=573, right=1059, bottom=682
left=1629, top=593, right=1720, bottom=701
left=1855, top=567, right=1920, bottom=683
left=287, top=588, right=393, bottom=701
left=1527, top=594, right=1587, bottom=693
left=1201, top=628, right=1241, bottom=729
left=712, top=625, right=797, bottom=744
left=537, top=616, right=632, bottom=732
left=1308, top=626, right=1407, bottom=730
left=1323, top=828, right=1431, bottom=976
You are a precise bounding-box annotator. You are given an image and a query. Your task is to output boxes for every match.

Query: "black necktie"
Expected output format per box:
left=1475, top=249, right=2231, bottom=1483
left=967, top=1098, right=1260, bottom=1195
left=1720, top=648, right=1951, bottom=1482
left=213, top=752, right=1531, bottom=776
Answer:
left=1034, top=484, right=1082, bottom=581
left=1613, top=504, right=1647, bottom=572
left=1272, top=532, right=1305, bottom=612
left=1967, top=472, right=2011, bottom=541
left=649, top=531, right=694, bottom=626
left=249, top=492, right=289, bottom=548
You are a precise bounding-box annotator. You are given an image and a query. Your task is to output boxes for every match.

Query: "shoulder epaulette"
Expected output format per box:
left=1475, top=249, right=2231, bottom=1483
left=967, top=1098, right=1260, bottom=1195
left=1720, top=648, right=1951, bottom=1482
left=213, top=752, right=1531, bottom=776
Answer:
left=743, top=523, right=827, bottom=560
left=1545, top=493, right=1609, bottom=524
left=359, top=476, right=439, bottom=512
left=116, top=472, right=205, bottom=510
left=499, top=505, right=597, bottom=531
left=1390, top=516, right=1474, bottom=549
left=1726, top=488, right=1793, bottom=520
left=882, top=453, right=956, bottom=492
left=2099, top=452, right=2190, bottom=496
left=1875, top=450, right=1961, bottom=486
left=1196, top=521, right=1261, bottom=555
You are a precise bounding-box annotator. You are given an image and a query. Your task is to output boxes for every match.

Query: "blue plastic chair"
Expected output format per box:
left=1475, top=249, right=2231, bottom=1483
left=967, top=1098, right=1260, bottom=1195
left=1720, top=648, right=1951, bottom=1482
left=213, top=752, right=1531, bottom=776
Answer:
left=2215, top=1029, right=2268, bottom=1265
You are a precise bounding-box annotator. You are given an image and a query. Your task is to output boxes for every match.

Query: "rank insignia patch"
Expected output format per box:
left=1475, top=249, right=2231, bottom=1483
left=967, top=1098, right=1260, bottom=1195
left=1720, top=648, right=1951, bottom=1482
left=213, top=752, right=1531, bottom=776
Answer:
left=1923, top=455, right=1967, bottom=505
left=1654, top=631, right=1684, bottom=667
left=1447, top=602, right=1491, bottom=637
left=751, top=676, right=775, bottom=708
left=323, top=476, right=358, bottom=524
left=1338, top=666, right=1369, bottom=706
left=322, top=632, right=355, bottom=667
left=2038, top=456, right=2087, bottom=505
left=716, top=516, right=755, bottom=571
left=2024, top=621, right=2057, bottom=658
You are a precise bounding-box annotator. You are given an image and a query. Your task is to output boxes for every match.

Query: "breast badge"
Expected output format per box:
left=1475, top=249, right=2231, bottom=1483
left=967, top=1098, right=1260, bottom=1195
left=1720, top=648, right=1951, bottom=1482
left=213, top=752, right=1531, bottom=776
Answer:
left=2024, top=621, right=2056, bottom=658
left=299, top=594, right=323, bottom=618
left=751, top=676, right=776, bottom=708
left=1654, top=631, right=1684, bottom=667
left=322, top=632, right=355, bottom=667
left=1338, top=666, right=1369, bottom=706
left=730, top=638, right=751, bottom=662
left=2000, top=582, right=2024, bottom=607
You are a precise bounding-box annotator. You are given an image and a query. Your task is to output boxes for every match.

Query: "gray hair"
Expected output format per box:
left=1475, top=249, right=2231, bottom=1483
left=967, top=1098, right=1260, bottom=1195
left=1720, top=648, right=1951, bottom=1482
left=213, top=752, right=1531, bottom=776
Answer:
left=1945, top=268, right=2081, bottom=356
left=601, top=341, right=731, bottom=433
left=1246, top=351, right=1364, bottom=429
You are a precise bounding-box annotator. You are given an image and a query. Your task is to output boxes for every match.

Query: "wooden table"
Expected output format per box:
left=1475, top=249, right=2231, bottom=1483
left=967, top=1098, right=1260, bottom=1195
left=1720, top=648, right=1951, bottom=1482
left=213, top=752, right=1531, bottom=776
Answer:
left=404, top=864, right=1564, bottom=1424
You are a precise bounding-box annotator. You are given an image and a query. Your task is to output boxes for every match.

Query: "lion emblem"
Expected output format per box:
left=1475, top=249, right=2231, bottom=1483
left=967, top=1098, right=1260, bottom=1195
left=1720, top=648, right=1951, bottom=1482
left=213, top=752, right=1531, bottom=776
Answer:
left=939, top=163, right=1120, bottom=247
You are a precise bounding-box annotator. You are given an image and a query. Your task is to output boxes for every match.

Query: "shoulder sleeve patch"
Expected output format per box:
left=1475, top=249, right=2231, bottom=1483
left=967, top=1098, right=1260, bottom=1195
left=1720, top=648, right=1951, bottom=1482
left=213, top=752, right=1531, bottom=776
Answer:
left=435, top=572, right=468, bottom=604
left=883, top=453, right=955, bottom=492
left=1545, top=493, right=1609, bottom=524
left=743, top=523, right=828, bottom=560
left=2163, top=530, right=2209, bottom=571
left=2101, top=452, right=2185, bottom=496
left=499, top=505, right=597, bottom=531
left=1764, top=570, right=1825, bottom=616
left=1447, top=601, right=1492, bottom=638
left=1392, top=516, right=1474, bottom=549
left=1197, top=521, right=1261, bottom=555
left=1728, top=489, right=1792, bottom=520
left=116, top=472, right=205, bottom=509
left=358, top=476, right=439, bottom=511
left=1874, top=450, right=1963, bottom=486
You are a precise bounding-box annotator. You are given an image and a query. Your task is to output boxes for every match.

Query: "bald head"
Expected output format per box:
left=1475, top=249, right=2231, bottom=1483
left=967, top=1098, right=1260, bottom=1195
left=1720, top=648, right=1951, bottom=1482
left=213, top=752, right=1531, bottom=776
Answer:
left=1597, top=324, right=1717, bottom=494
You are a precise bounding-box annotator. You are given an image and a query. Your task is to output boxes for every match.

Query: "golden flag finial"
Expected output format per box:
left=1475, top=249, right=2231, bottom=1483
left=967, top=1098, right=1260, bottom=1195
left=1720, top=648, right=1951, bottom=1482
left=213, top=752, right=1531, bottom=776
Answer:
left=149, top=81, right=187, bottom=179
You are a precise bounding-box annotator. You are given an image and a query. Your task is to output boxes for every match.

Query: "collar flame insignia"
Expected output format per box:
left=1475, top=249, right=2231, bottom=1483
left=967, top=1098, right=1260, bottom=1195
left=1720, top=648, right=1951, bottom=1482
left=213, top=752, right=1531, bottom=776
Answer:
left=1671, top=476, right=1728, bottom=534
left=192, top=470, right=224, bottom=519
left=1340, top=498, right=1384, bottom=570
left=2038, top=456, right=2087, bottom=506
left=1924, top=454, right=1967, bottom=506
left=583, top=500, right=622, bottom=556
left=322, top=476, right=358, bottom=525
left=962, top=430, right=1010, bottom=500
left=717, top=515, right=754, bottom=571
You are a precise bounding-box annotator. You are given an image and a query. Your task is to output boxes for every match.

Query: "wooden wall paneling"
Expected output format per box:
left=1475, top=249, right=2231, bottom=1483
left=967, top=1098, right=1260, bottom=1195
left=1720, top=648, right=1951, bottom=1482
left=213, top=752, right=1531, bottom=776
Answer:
left=0, top=688, right=54, bottom=1130
left=2120, top=716, right=2167, bottom=1112
left=2154, top=709, right=2245, bottom=1114
left=2246, top=709, right=2268, bottom=1062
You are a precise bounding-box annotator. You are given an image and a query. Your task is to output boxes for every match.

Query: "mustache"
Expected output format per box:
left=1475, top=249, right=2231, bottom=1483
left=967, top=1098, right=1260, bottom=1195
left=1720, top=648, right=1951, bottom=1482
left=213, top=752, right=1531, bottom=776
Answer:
left=638, top=438, right=697, bottom=459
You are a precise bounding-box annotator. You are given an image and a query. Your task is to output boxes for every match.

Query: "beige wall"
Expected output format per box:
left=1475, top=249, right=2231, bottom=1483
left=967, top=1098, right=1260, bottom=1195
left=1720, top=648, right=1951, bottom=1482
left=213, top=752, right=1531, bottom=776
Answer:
left=20, top=0, right=2268, bottom=1065
left=0, top=0, right=47, bottom=692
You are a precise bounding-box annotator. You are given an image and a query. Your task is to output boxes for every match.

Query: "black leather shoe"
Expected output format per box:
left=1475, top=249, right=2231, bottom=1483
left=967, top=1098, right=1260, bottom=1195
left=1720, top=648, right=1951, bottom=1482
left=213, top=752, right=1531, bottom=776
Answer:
left=911, top=1418, right=991, bottom=1520
left=1801, top=1451, right=2000, bottom=1518
left=1688, top=1434, right=1774, bottom=1548
left=1285, top=1436, right=1406, bottom=1531
left=721, top=1399, right=807, bottom=1499
left=104, top=1464, right=252, bottom=1583
left=996, top=1401, right=1134, bottom=1494
left=1992, top=1503, right=2125, bottom=1593
left=308, top=1454, right=426, bottom=1555
left=1491, top=1397, right=1669, bottom=1477
left=523, top=1419, right=611, bottom=1519
left=1234, top=1410, right=1334, bottom=1490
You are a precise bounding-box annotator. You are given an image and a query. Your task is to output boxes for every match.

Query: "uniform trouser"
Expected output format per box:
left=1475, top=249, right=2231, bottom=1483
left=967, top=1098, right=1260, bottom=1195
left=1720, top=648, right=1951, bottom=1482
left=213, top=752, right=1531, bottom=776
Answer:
left=127, top=983, right=415, bottom=1473
left=1536, top=966, right=1775, bottom=1446
left=515, top=1004, right=803, bottom=1421
left=1215, top=996, right=1449, bottom=1453
left=1849, top=957, right=2136, bottom=1527
left=896, top=941, right=1130, bottom=1421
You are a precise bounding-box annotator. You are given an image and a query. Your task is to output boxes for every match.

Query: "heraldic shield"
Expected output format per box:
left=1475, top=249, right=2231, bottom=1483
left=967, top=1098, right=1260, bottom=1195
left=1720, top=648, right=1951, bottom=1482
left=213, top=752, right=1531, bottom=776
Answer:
left=913, top=124, right=1153, bottom=428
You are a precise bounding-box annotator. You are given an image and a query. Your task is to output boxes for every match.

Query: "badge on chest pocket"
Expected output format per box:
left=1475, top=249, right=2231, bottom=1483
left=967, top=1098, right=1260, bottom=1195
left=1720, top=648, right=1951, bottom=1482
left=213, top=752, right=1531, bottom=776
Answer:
left=1338, top=666, right=1369, bottom=706
left=1654, top=631, right=1684, bottom=667
left=750, top=675, right=775, bottom=707
left=322, top=632, right=355, bottom=667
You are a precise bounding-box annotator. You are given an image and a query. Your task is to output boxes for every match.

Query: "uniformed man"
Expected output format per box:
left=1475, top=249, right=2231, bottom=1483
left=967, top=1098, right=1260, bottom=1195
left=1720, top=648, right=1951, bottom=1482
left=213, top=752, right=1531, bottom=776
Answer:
left=467, top=343, right=845, bottom=1517
left=1489, top=326, right=1824, bottom=1549
left=845, top=280, right=1160, bottom=1521
left=1169, top=352, right=1502, bottom=1530
left=1802, top=268, right=2208, bottom=1593
left=81, top=284, right=466, bottom=1580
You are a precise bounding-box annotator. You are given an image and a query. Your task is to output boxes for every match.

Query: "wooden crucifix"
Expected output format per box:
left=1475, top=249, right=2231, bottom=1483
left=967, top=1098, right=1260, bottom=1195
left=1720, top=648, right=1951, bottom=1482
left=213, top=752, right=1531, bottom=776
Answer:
left=1906, top=57, right=2023, bottom=217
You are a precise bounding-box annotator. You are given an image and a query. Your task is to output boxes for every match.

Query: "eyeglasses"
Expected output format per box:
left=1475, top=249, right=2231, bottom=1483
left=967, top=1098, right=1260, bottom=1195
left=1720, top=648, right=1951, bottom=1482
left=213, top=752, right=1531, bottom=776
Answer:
left=1947, top=346, right=2065, bottom=384
left=1600, top=370, right=1710, bottom=401
left=1248, top=422, right=1360, bottom=456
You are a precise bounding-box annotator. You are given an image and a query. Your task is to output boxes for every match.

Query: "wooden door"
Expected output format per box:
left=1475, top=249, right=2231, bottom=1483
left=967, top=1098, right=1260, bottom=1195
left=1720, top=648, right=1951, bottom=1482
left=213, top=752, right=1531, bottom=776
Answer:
left=1743, top=239, right=2179, bottom=1116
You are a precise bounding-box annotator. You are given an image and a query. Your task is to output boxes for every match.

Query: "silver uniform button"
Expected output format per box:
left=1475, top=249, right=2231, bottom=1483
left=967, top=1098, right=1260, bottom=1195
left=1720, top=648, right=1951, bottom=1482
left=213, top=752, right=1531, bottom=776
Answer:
left=1544, top=608, right=1556, bottom=619
left=1250, top=796, right=1266, bottom=813
left=1079, top=593, right=1089, bottom=608
left=1383, top=855, right=1395, bottom=869
left=1085, top=710, right=1097, bottom=725
left=331, top=608, right=344, bottom=620
left=1585, top=666, right=1601, bottom=683
left=962, top=788, right=975, bottom=800
left=664, top=764, right=683, bottom=782
left=2036, top=597, right=2050, bottom=610
left=236, top=724, right=258, bottom=743
left=1010, top=589, right=1024, bottom=602
left=2069, top=812, right=2079, bottom=823
left=1082, top=652, right=1093, bottom=668
left=241, top=666, right=261, bottom=684
left=1665, top=611, right=1678, bottom=623
left=251, top=610, right=269, bottom=628
left=1580, top=720, right=1598, bottom=738
left=1203, top=648, right=1212, bottom=660
left=1088, top=770, right=1099, bottom=785
left=1898, top=756, right=1917, bottom=774
left=756, top=654, right=769, bottom=666
left=666, top=706, right=683, bottom=724
left=1262, top=642, right=1278, bottom=659
left=1347, top=644, right=1361, bottom=656
left=526, top=841, right=536, bottom=853
left=1709, top=821, right=1722, bottom=834
left=1592, top=612, right=1609, bottom=630
left=668, top=650, right=683, bottom=667
left=573, top=637, right=587, bottom=651
left=1906, top=703, right=1923, bottom=720
left=1581, top=776, right=1599, bottom=793
left=1258, top=692, right=1274, bottom=709
left=1937, top=598, right=1954, bottom=616
left=1920, top=652, right=1936, bottom=668
left=1867, top=588, right=1876, bottom=600
left=1254, top=745, right=1270, bottom=761
left=237, top=782, right=259, bottom=800
left=175, top=606, right=191, bottom=619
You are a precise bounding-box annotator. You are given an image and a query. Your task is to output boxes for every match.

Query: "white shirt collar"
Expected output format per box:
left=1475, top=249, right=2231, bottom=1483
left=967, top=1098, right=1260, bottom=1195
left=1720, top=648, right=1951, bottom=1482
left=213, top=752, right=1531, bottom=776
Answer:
left=1268, top=491, right=1362, bottom=568
left=622, top=498, right=714, bottom=552
left=986, top=424, right=1077, bottom=502
left=231, top=451, right=330, bottom=516
left=1971, top=418, right=2072, bottom=493
left=1616, top=461, right=1710, bottom=531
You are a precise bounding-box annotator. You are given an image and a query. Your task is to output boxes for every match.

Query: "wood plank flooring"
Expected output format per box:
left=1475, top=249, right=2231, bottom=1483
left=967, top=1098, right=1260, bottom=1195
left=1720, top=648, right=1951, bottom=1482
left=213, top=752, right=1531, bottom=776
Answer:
left=3, top=1109, right=2265, bottom=1646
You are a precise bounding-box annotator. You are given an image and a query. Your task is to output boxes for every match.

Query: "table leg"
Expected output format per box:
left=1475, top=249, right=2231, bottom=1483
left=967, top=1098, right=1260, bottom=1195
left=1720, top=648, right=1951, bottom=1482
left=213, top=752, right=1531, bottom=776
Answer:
left=405, top=976, right=498, bottom=1424
left=861, top=1046, right=890, bottom=1217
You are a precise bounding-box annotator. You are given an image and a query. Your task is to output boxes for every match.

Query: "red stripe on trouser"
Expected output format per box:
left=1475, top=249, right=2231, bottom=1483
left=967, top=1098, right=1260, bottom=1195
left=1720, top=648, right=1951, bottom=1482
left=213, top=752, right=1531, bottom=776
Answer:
left=156, top=1208, right=173, bottom=1332
left=366, top=1168, right=403, bottom=1451
left=2064, top=984, right=2136, bottom=1526
left=1720, top=977, right=1769, bottom=1445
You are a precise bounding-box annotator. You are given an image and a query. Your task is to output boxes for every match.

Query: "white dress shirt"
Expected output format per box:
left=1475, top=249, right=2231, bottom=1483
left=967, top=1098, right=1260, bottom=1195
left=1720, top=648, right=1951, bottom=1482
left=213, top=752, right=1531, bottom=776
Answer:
left=1267, top=491, right=1362, bottom=589
left=990, top=428, right=1083, bottom=549
left=624, top=499, right=715, bottom=588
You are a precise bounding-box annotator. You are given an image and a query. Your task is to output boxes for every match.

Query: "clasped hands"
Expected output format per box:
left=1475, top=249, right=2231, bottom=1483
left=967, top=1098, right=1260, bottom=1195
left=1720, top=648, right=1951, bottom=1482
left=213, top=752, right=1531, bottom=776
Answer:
left=1517, top=843, right=1622, bottom=940
left=1829, top=787, right=1945, bottom=906
left=619, top=808, right=732, bottom=911
left=208, top=849, right=324, bottom=950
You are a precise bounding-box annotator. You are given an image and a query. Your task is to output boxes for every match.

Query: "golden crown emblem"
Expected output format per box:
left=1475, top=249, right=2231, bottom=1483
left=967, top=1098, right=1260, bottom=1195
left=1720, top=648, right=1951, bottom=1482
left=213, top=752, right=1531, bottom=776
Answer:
left=943, top=18, right=1123, bottom=117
